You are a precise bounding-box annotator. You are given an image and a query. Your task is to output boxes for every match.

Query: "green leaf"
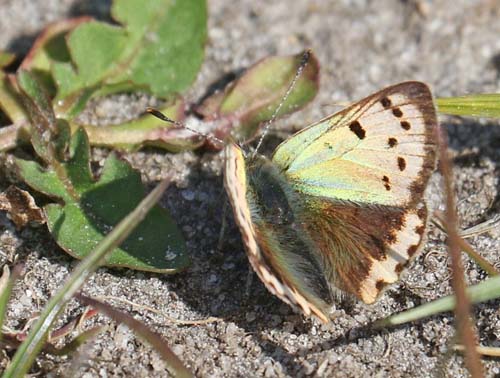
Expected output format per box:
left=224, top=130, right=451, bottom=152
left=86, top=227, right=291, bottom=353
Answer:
left=376, top=275, right=500, bottom=327
left=19, top=17, right=91, bottom=96
left=0, top=266, right=16, bottom=339
left=0, top=72, right=27, bottom=124
left=16, top=70, right=59, bottom=163
left=195, top=50, right=320, bottom=144
left=16, top=159, right=68, bottom=201
left=17, top=128, right=187, bottom=272
left=53, top=0, right=207, bottom=103
left=52, top=23, right=128, bottom=99
left=436, top=94, right=500, bottom=118
left=14, top=72, right=187, bottom=271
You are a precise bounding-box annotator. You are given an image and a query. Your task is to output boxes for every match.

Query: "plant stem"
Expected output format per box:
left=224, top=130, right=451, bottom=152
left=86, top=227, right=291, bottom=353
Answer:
left=438, top=124, right=484, bottom=377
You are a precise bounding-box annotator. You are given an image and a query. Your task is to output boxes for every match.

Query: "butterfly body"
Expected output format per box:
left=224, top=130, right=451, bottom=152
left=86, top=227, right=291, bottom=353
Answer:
left=225, top=82, right=438, bottom=323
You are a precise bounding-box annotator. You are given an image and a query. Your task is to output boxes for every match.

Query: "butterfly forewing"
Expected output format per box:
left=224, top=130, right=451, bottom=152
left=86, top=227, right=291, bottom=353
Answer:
left=272, top=81, right=437, bottom=207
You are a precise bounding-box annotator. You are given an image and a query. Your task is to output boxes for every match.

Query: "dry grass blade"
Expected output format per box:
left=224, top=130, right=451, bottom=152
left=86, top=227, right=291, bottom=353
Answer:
left=437, top=124, right=484, bottom=377
left=77, top=294, right=193, bottom=378
left=454, top=345, right=500, bottom=357
left=97, top=295, right=221, bottom=325
left=48, top=307, right=98, bottom=341
left=0, top=264, right=10, bottom=294
left=454, top=237, right=499, bottom=277
left=49, top=326, right=105, bottom=356
left=432, top=212, right=499, bottom=277
left=460, top=214, right=500, bottom=238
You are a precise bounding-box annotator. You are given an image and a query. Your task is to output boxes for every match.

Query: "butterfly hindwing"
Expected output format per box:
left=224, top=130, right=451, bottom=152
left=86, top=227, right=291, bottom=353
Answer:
left=301, top=197, right=428, bottom=304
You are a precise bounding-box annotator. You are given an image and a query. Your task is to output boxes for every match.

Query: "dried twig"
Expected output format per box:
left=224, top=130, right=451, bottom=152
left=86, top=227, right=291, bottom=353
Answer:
left=437, top=124, right=484, bottom=377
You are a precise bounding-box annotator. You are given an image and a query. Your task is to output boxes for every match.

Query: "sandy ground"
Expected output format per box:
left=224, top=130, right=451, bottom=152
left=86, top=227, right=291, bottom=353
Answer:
left=1, top=0, right=499, bottom=377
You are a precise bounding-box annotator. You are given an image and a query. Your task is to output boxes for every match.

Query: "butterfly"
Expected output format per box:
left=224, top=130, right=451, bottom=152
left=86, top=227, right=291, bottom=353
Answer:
left=224, top=81, right=438, bottom=323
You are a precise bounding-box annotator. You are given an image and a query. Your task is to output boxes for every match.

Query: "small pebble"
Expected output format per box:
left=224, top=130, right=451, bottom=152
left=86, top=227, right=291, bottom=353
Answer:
left=246, top=312, right=256, bottom=322
left=181, top=189, right=195, bottom=201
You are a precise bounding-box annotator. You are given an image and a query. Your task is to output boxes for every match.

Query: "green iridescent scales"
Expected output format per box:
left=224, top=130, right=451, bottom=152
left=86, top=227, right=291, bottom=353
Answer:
left=224, top=81, right=437, bottom=323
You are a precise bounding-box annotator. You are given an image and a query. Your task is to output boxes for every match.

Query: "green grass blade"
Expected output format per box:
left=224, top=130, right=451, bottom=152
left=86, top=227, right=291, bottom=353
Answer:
left=376, top=275, right=500, bottom=327
left=0, top=266, right=11, bottom=336
left=0, top=266, right=17, bottom=339
left=436, top=94, right=500, bottom=118
left=2, top=178, right=170, bottom=378
left=0, top=265, right=24, bottom=341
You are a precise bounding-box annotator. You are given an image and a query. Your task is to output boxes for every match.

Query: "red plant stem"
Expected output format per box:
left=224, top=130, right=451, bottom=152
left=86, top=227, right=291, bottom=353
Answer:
left=438, top=124, right=484, bottom=377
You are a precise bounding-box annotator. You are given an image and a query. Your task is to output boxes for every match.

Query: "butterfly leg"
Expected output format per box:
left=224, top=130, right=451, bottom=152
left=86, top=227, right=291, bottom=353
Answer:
left=244, top=266, right=254, bottom=301
left=216, top=200, right=228, bottom=253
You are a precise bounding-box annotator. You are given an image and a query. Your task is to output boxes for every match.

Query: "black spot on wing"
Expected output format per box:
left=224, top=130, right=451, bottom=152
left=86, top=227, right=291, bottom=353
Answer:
left=380, top=97, right=392, bottom=108
left=398, top=157, right=406, bottom=171
left=382, top=175, right=391, bottom=191
left=349, top=121, right=366, bottom=140
left=392, top=108, right=403, bottom=118
left=388, top=137, right=397, bottom=148
left=400, top=121, right=411, bottom=130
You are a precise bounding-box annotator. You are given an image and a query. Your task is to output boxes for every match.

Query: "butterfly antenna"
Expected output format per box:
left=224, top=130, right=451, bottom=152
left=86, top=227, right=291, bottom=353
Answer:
left=252, top=49, right=312, bottom=157
left=146, top=107, right=224, bottom=147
